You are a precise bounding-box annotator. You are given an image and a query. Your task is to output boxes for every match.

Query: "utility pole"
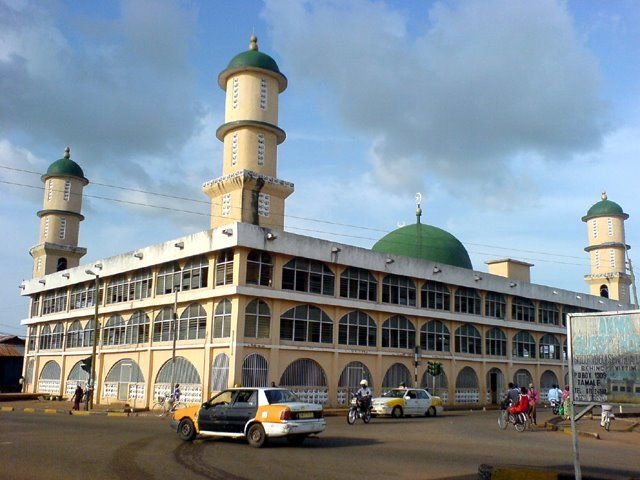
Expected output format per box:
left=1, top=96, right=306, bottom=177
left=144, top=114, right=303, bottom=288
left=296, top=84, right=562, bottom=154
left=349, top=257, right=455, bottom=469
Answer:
left=170, top=288, right=178, bottom=393
left=85, top=268, right=101, bottom=409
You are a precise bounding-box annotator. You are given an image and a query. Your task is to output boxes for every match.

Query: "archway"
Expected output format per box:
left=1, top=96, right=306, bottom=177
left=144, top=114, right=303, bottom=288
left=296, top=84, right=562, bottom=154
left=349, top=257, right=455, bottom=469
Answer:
left=280, top=358, right=328, bottom=405
left=455, top=366, right=479, bottom=404
left=486, top=367, right=504, bottom=404
left=513, top=368, right=532, bottom=388
left=540, top=370, right=559, bottom=402
left=338, top=361, right=372, bottom=404
left=38, top=360, right=61, bottom=394
left=104, top=358, right=145, bottom=402
left=382, top=363, right=412, bottom=392
left=65, top=360, right=90, bottom=397
left=242, top=353, right=269, bottom=387
left=421, top=370, right=449, bottom=403
left=154, top=357, right=201, bottom=404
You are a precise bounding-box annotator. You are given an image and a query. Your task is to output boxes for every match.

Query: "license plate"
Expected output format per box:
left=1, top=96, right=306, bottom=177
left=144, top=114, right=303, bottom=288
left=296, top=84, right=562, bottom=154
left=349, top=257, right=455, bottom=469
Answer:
left=298, top=412, right=314, bottom=419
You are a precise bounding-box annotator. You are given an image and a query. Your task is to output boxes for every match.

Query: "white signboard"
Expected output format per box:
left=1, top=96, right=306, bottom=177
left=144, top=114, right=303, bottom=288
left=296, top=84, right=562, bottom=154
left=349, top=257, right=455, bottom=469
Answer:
left=569, top=311, right=640, bottom=404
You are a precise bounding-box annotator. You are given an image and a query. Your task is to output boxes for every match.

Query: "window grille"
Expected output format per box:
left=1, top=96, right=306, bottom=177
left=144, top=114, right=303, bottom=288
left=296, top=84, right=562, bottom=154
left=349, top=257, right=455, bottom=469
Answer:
left=259, top=77, right=267, bottom=110
left=38, top=360, right=61, bottom=394
left=58, top=217, right=66, bottom=239
left=338, top=361, right=372, bottom=404
left=213, top=299, right=232, bottom=338
left=221, top=194, right=231, bottom=216
left=126, top=311, right=150, bottom=344
left=338, top=311, right=377, bottom=347
left=420, top=320, right=450, bottom=352
left=246, top=250, right=272, bottom=286
left=610, top=249, right=616, bottom=268
left=244, top=299, right=271, bottom=338
left=381, top=315, right=415, bottom=349
left=155, top=357, right=199, bottom=384
left=47, top=180, right=53, bottom=201
left=595, top=250, right=600, bottom=269
left=592, top=219, right=598, bottom=238
left=156, top=262, right=181, bottom=295
left=382, top=274, right=416, bottom=306
left=455, top=367, right=479, bottom=403
left=215, top=249, right=234, bottom=286
left=454, top=324, right=482, bottom=354
left=25, top=359, right=35, bottom=385
left=280, top=304, right=333, bottom=344
left=232, top=77, right=239, bottom=109
left=211, top=353, right=230, bottom=391
left=65, top=320, right=83, bottom=349
left=106, top=270, right=152, bottom=304
left=182, top=256, right=209, bottom=291
left=44, top=216, right=49, bottom=240
left=282, top=258, right=335, bottom=296
left=242, top=353, right=269, bottom=387
left=257, top=133, right=265, bottom=165
left=512, top=331, right=536, bottom=358
left=30, top=295, right=40, bottom=318
left=27, top=326, right=37, bottom=351
left=339, top=267, right=377, bottom=301
left=421, top=370, right=448, bottom=401
left=104, top=315, right=126, bottom=346
left=513, top=369, right=532, bottom=387
left=153, top=307, right=175, bottom=342
left=179, top=303, right=207, bottom=340
left=42, top=289, right=67, bottom=315
left=231, top=132, right=238, bottom=165
left=257, top=193, right=270, bottom=217
left=279, top=358, right=327, bottom=387
left=63, top=179, right=71, bottom=201
left=607, top=218, right=613, bottom=236
left=381, top=363, right=412, bottom=391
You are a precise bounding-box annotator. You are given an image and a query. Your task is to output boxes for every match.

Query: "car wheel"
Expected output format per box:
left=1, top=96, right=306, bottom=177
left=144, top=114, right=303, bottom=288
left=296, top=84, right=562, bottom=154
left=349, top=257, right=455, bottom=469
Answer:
left=427, top=406, right=437, bottom=417
left=177, top=419, right=196, bottom=442
left=286, top=434, right=307, bottom=446
left=391, top=406, right=403, bottom=418
left=247, top=423, right=267, bottom=448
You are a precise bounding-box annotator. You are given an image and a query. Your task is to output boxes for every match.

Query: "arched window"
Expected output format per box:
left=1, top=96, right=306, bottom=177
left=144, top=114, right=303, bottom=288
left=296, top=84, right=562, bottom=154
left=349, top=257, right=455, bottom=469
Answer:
left=27, top=326, right=37, bottom=352
left=105, top=359, right=146, bottom=402
left=279, top=359, right=327, bottom=388
left=25, top=358, right=35, bottom=386
left=215, top=249, right=234, bottom=286
left=382, top=315, right=415, bottom=349
left=382, top=363, right=412, bottom=391
left=211, top=353, right=229, bottom=391
left=83, top=319, right=95, bottom=347
left=104, top=315, right=126, bottom=346
left=538, top=301, right=559, bottom=325
left=66, top=320, right=83, bottom=349
left=280, top=305, right=333, bottom=344
left=422, top=370, right=449, bottom=400
left=338, top=361, right=373, bottom=403
left=126, top=311, right=150, bottom=344
left=512, top=297, right=535, bottom=322
left=42, top=289, right=67, bottom=315
left=540, top=370, right=559, bottom=400
left=485, top=292, right=505, bottom=319
left=382, top=274, right=416, bottom=306
left=56, top=257, right=67, bottom=271
left=244, top=299, right=270, bottom=338
left=455, top=324, right=481, bottom=354
left=454, top=287, right=481, bottom=315
left=156, top=262, right=180, bottom=295
left=242, top=353, right=269, bottom=387
left=70, top=282, right=101, bottom=310
left=600, top=284, right=609, bottom=298
left=513, top=331, right=536, bottom=358
left=420, top=320, right=450, bottom=352
left=179, top=303, right=206, bottom=340
left=539, top=334, right=561, bottom=360
left=38, top=360, right=61, bottom=394
left=65, top=361, right=90, bottom=396
left=182, top=256, right=209, bottom=291
left=212, top=299, right=232, bottom=338
left=154, top=357, right=201, bottom=404
left=485, top=327, right=506, bottom=356
left=282, top=258, right=335, bottom=295
left=107, top=270, right=152, bottom=304
left=51, top=323, right=64, bottom=349
left=513, top=368, right=532, bottom=388
left=421, top=280, right=451, bottom=311
left=339, top=311, right=377, bottom=347
left=246, top=250, right=272, bottom=286
left=40, top=324, right=52, bottom=350
left=455, top=367, right=479, bottom=403
left=153, top=307, right=174, bottom=342
left=339, top=267, right=377, bottom=301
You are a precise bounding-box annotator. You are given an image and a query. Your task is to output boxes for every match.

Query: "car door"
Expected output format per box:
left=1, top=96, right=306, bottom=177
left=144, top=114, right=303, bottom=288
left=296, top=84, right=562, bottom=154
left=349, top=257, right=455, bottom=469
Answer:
left=416, top=389, right=430, bottom=414
left=198, top=390, right=236, bottom=433
left=226, top=389, right=259, bottom=433
left=404, top=389, right=420, bottom=415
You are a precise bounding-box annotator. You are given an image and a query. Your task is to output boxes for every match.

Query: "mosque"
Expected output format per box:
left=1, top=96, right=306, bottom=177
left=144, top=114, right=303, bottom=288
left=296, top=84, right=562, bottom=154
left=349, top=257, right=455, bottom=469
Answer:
left=19, top=36, right=633, bottom=408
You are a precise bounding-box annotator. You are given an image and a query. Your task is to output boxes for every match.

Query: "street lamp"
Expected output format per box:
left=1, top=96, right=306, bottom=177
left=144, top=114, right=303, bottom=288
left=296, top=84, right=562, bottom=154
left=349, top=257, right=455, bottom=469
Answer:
left=170, top=288, right=178, bottom=396
left=85, top=268, right=100, bottom=409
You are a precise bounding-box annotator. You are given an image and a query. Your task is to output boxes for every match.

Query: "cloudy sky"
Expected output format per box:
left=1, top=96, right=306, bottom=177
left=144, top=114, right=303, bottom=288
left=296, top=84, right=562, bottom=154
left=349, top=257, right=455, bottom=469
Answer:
left=1, top=0, right=639, bottom=336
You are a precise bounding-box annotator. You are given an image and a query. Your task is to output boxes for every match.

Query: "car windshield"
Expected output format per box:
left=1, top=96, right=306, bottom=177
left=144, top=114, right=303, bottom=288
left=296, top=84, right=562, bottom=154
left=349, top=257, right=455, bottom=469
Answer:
left=265, top=389, right=300, bottom=404
left=381, top=389, right=407, bottom=398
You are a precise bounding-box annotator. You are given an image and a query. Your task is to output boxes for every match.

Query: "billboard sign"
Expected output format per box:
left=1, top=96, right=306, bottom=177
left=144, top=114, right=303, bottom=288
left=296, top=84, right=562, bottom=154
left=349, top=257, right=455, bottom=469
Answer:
left=568, top=311, right=640, bottom=404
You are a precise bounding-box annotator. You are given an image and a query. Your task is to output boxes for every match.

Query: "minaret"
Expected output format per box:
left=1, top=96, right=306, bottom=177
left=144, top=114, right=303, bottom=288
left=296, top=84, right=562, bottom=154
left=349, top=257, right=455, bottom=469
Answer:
left=203, top=35, right=294, bottom=231
left=582, top=192, right=631, bottom=302
left=30, top=147, right=88, bottom=277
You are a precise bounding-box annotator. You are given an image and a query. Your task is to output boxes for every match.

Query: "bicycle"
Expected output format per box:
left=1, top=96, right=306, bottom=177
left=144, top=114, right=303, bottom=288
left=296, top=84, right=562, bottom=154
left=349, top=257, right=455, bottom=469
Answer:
left=152, top=395, right=186, bottom=416
left=498, top=401, right=529, bottom=432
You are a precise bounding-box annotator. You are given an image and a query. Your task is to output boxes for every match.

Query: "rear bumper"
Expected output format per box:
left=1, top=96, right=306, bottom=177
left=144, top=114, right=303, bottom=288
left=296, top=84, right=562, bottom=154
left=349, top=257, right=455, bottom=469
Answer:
left=262, top=419, right=326, bottom=438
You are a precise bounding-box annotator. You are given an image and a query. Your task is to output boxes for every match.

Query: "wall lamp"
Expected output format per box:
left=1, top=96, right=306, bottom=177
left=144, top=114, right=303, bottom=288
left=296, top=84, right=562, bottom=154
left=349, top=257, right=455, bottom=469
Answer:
left=575, top=295, right=582, bottom=300
left=38, top=279, right=46, bottom=285
left=433, top=266, right=442, bottom=274
left=62, top=272, right=70, bottom=279
left=133, top=252, right=144, bottom=259
left=174, top=241, right=184, bottom=249
left=266, top=232, right=277, bottom=241
left=509, top=282, right=517, bottom=288
left=552, top=290, right=558, bottom=295
left=385, top=258, right=394, bottom=265
left=331, top=247, right=341, bottom=254
left=598, top=300, right=604, bottom=304
left=94, top=263, right=103, bottom=270
left=222, top=228, right=233, bottom=237
left=473, top=274, right=482, bottom=282
left=18, top=284, right=25, bottom=290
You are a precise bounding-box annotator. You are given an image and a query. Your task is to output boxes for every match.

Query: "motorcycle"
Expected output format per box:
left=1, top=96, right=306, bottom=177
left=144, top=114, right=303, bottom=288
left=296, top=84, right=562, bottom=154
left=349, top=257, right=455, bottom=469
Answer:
left=347, top=393, right=372, bottom=424
left=498, top=398, right=529, bottom=432
left=549, top=398, right=562, bottom=416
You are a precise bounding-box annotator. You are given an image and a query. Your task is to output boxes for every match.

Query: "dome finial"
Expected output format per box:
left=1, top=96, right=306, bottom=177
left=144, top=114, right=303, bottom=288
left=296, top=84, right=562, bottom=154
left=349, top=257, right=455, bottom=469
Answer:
left=249, top=35, right=258, bottom=51
left=415, top=192, right=422, bottom=224
left=601, top=191, right=607, bottom=201
left=64, top=146, right=71, bottom=159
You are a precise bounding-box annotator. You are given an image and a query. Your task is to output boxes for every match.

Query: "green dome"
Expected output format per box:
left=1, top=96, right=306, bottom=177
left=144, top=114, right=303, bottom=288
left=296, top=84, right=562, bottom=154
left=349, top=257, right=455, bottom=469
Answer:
left=218, top=35, right=287, bottom=92
left=582, top=193, right=628, bottom=221
left=372, top=222, right=473, bottom=269
left=42, top=148, right=88, bottom=183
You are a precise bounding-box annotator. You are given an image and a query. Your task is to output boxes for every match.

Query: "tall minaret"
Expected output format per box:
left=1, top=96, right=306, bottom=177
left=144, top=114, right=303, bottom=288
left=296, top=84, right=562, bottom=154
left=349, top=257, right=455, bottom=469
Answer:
left=30, top=147, right=88, bottom=277
left=582, top=192, right=631, bottom=302
left=203, top=35, right=294, bottom=230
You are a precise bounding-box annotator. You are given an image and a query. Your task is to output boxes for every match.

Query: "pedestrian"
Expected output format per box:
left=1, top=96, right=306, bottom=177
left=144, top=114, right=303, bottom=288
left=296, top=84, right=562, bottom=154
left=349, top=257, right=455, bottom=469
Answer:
left=18, top=376, right=24, bottom=393
left=270, top=381, right=277, bottom=387
left=83, top=380, right=94, bottom=410
left=528, top=383, right=539, bottom=425
left=71, top=384, right=83, bottom=411
left=561, top=385, right=571, bottom=419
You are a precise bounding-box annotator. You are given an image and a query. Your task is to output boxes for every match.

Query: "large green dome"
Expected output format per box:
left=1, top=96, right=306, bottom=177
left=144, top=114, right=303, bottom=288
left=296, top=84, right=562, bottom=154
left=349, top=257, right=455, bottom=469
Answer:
left=582, top=193, right=628, bottom=221
left=372, top=222, right=473, bottom=269
left=42, top=147, right=88, bottom=183
left=218, top=35, right=287, bottom=92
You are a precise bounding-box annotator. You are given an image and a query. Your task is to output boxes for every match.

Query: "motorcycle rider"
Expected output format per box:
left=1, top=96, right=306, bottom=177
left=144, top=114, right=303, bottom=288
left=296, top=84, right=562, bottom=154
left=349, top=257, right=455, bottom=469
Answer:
left=355, top=379, right=372, bottom=412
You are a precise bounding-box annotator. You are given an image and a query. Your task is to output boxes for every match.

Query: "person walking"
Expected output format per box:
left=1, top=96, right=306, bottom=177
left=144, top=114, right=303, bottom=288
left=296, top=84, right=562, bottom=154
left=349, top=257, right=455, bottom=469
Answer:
left=561, top=385, right=571, bottom=419
left=71, top=384, right=83, bottom=411
left=528, top=383, right=539, bottom=425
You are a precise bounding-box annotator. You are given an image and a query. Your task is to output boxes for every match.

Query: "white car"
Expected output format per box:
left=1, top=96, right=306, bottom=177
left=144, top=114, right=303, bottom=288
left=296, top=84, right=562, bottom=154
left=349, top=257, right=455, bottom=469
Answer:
left=371, top=388, right=444, bottom=418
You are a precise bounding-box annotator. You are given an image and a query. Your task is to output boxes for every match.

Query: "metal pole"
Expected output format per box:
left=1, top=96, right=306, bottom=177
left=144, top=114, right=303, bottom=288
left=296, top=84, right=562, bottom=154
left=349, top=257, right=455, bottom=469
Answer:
left=170, top=288, right=178, bottom=393
left=89, top=273, right=99, bottom=410
left=566, top=314, right=582, bottom=480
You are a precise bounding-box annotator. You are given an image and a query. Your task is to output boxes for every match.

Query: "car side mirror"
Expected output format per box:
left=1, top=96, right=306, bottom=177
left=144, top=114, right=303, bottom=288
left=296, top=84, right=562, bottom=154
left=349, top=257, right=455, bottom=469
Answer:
left=404, top=395, right=410, bottom=400
left=201, top=402, right=209, bottom=409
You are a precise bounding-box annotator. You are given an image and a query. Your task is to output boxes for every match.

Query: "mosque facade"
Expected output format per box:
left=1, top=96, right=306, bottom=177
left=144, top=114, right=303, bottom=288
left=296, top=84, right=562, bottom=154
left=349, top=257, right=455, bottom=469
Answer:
left=19, top=37, right=632, bottom=408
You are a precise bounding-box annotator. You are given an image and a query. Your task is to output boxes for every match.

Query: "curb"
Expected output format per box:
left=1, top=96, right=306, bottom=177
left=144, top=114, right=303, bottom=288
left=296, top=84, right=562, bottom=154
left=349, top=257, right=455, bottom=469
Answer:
left=562, top=427, right=600, bottom=440
left=0, top=406, right=14, bottom=412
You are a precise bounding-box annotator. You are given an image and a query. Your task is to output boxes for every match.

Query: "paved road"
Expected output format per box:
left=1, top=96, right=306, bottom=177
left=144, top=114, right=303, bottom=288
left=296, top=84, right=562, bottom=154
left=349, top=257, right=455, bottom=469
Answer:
left=1, top=409, right=638, bottom=480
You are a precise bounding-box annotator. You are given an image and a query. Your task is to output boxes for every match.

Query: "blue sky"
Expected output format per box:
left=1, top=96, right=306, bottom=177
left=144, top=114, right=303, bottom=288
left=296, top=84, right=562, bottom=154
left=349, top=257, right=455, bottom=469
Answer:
left=1, top=0, right=639, bottom=336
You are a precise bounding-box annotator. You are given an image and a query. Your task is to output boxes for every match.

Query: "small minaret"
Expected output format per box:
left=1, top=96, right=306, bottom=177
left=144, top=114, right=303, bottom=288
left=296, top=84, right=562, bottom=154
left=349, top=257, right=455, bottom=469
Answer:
left=203, top=35, right=294, bottom=230
left=30, top=147, right=88, bottom=277
left=582, top=192, right=631, bottom=302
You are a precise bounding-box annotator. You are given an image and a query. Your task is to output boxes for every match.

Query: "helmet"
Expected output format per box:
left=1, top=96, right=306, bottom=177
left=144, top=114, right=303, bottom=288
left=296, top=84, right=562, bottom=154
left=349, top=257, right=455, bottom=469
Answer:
left=360, top=379, right=368, bottom=387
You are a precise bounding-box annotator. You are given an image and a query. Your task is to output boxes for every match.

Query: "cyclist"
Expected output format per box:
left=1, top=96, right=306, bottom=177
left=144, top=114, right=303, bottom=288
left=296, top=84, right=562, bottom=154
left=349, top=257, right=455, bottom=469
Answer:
left=508, top=386, right=530, bottom=418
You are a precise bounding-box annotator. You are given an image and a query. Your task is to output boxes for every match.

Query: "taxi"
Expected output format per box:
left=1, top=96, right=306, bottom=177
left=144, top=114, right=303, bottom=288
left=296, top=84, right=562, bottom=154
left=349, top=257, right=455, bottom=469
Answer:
left=371, top=388, right=443, bottom=418
left=169, top=387, right=326, bottom=447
